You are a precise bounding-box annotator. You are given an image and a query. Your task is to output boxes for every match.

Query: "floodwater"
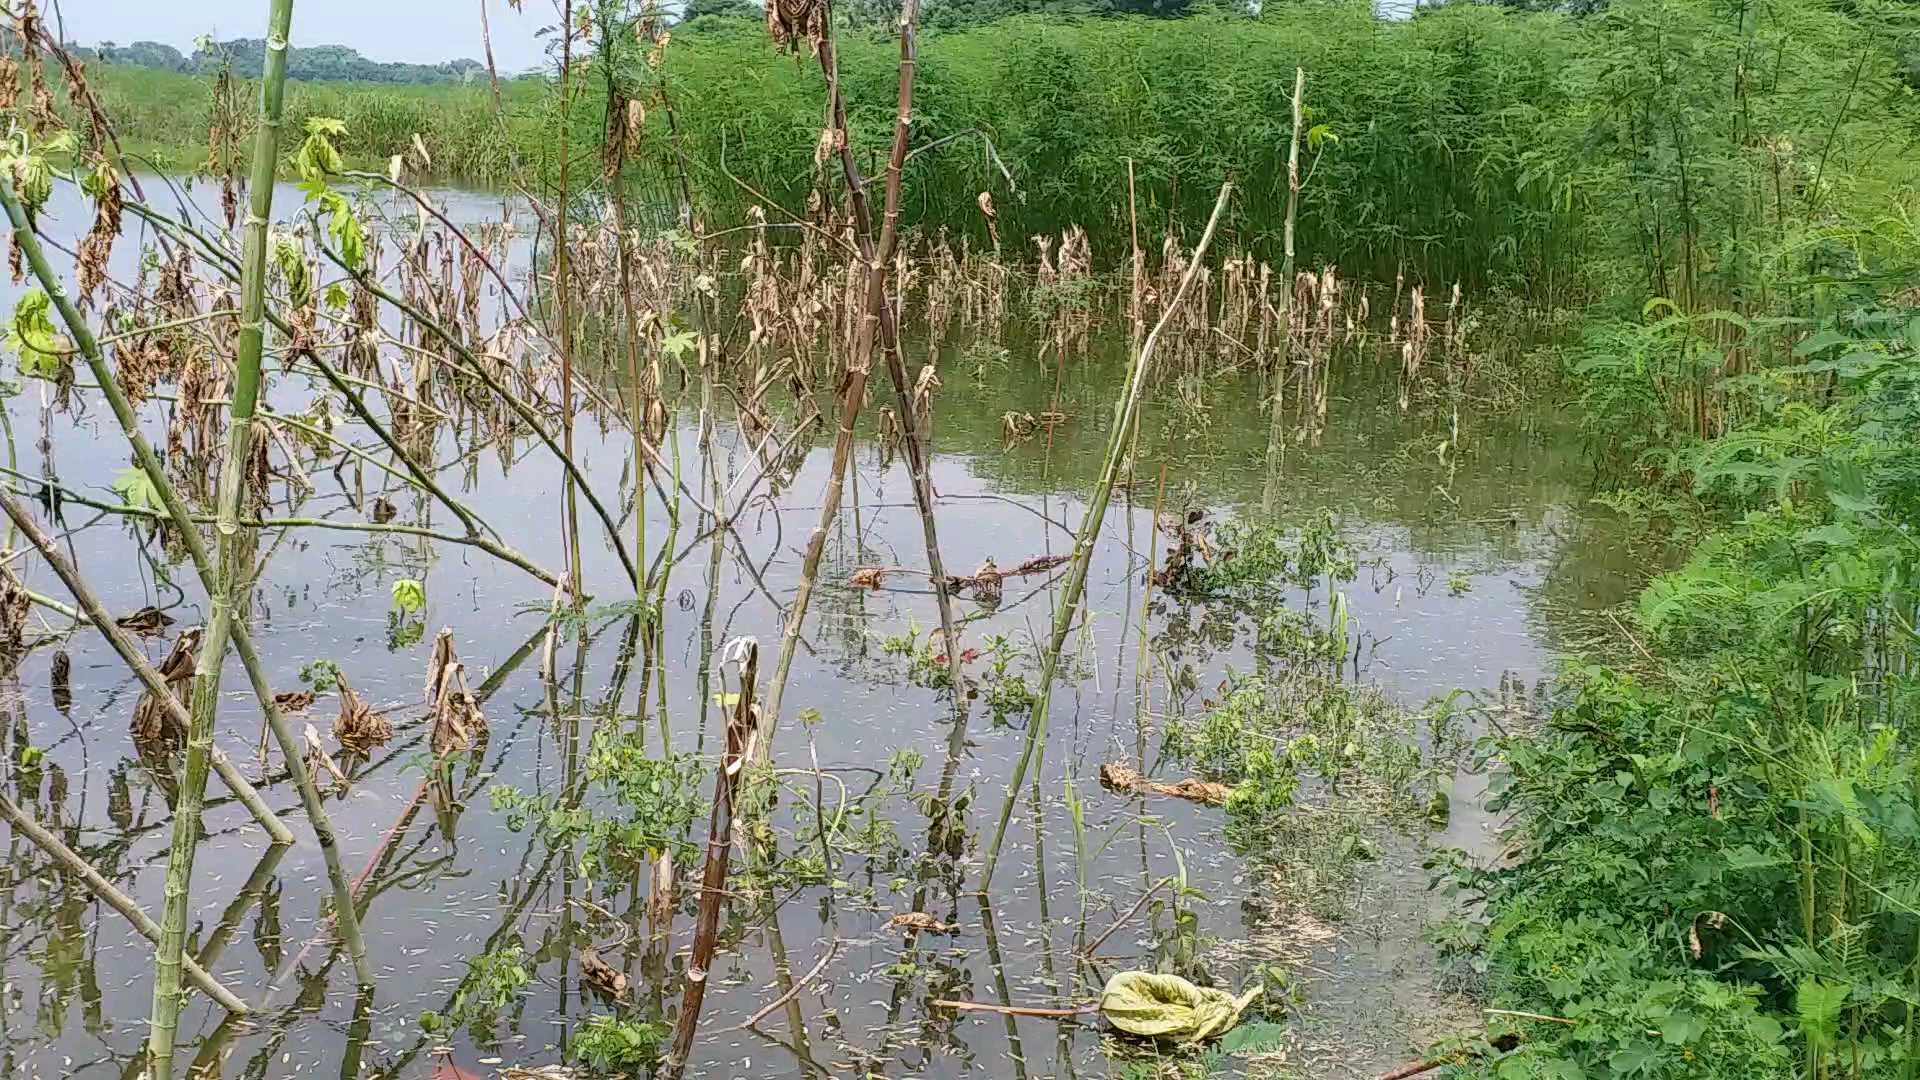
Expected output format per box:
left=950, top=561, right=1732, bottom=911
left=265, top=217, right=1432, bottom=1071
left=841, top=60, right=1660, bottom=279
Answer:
left=0, top=178, right=1632, bottom=1078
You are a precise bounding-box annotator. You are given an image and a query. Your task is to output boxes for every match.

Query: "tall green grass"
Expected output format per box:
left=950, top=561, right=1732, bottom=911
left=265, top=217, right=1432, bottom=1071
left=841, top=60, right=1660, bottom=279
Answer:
left=640, top=4, right=1585, bottom=290
left=616, top=0, right=1919, bottom=297
left=75, top=63, right=548, bottom=183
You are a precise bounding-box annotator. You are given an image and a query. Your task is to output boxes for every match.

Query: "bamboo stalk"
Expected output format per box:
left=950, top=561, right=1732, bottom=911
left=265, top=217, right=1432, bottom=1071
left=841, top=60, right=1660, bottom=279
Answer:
left=0, top=494, right=291, bottom=843
left=1263, top=67, right=1304, bottom=516
left=599, top=17, right=654, bottom=641
left=0, top=791, right=250, bottom=1014
left=148, top=3, right=299, bottom=1069
left=666, top=638, right=758, bottom=1074
left=979, top=182, right=1233, bottom=891
left=757, top=0, right=960, bottom=762
left=862, top=0, right=965, bottom=700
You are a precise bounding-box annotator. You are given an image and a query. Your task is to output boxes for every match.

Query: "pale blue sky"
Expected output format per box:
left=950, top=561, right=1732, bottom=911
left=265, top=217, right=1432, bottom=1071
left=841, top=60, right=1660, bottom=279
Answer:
left=50, top=0, right=553, bottom=72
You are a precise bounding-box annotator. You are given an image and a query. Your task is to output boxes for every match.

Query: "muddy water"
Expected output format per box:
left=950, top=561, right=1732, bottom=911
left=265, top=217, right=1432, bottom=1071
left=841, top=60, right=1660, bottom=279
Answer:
left=0, top=178, right=1627, bottom=1078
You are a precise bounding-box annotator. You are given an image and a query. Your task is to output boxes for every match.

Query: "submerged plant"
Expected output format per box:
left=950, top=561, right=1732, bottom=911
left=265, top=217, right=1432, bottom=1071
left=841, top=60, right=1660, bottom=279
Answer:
left=571, top=1014, right=667, bottom=1073
left=420, top=942, right=531, bottom=1045
left=491, top=727, right=704, bottom=880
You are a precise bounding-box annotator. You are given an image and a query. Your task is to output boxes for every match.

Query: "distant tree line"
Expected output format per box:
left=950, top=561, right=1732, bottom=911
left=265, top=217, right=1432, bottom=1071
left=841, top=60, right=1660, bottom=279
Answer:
left=73, top=38, right=490, bottom=84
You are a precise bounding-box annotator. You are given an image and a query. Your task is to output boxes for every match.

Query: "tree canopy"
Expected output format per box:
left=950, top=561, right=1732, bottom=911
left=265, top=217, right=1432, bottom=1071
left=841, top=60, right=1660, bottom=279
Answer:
left=75, top=38, right=489, bottom=84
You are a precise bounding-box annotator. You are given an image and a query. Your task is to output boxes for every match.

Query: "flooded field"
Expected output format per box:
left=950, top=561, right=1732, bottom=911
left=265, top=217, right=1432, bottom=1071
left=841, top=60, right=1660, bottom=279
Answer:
left=0, top=178, right=1629, bottom=1080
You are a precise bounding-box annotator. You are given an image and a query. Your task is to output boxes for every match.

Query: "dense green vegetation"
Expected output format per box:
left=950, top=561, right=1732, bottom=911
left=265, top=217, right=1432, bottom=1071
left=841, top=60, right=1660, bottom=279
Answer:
left=1381, top=0, right=1920, bottom=1076
left=618, top=0, right=1918, bottom=294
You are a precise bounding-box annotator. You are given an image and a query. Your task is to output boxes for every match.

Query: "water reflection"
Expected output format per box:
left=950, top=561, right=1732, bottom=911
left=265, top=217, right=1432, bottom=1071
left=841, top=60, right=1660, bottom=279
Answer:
left=0, top=176, right=1643, bottom=1078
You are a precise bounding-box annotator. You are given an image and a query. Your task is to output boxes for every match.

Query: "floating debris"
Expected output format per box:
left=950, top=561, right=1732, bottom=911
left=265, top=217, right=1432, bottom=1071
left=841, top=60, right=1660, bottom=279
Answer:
left=427, top=628, right=487, bottom=754
left=884, top=912, right=959, bottom=935
left=274, top=689, right=315, bottom=712
left=577, top=946, right=628, bottom=999
left=114, top=605, right=175, bottom=635
left=1098, top=762, right=1232, bottom=806
left=1099, top=971, right=1263, bottom=1043
left=130, top=628, right=200, bottom=747
left=304, top=722, right=349, bottom=793
left=332, top=673, right=392, bottom=755
left=961, top=557, right=1002, bottom=605
left=49, top=648, right=69, bottom=712
left=0, top=567, right=28, bottom=651
left=1154, top=509, right=1217, bottom=590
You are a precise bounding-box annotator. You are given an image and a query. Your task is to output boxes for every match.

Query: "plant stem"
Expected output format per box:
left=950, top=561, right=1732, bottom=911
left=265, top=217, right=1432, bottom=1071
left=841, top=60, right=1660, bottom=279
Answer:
left=979, top=182, right=1233, bottom=892
left=756, top=0, right=958, bottom=760
left=666, top=639, right=758, bottom=1074
left=147, top=2, right=297, bottom=1071
left=0, top=494, right=290, bottom=841
left=1264, top=67, right=1304, bottom=515
left=556, top=0, right=583, bottom=602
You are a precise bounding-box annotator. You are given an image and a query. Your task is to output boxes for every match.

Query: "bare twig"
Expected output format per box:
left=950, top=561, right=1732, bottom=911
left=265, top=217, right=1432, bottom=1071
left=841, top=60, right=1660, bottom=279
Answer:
left=732, top=939, right=839, bottom=1031
left=1080, top=877, right=1170, bottom=957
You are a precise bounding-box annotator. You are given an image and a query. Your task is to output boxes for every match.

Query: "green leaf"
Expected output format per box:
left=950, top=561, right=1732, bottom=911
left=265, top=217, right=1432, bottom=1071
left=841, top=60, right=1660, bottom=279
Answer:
left=1216, top=1020, right=1288, bottom=1056
left=112, top=467, right=162, bottom=512
left=1657, top=1012, right=1704, bottom=1045
left=1795, top=978, right=1848, bottom=1047
left=1723, top=844, right=1783, bottom=871
left=6, top=289, right=66, bottom=379
left=1792, top=329, right=1850, bottom=357
left=1607, top=1042, right=1661, bottom=1075
left=661, top=329, right=698, bottom=360
left=1306, top=123, right=1338, bottom=151
left=391, top=578, right=426, bottom=614
left=295, top=118, right=348, bottom=183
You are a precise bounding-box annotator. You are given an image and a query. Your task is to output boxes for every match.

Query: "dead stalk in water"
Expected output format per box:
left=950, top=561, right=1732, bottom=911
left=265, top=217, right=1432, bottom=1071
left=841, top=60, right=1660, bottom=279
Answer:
left=555, top=0, right=584, bottom=601
left=979, top=182, right=1234, bottom=892
left=666, top=637, right=759, bottom=1074
left=756, top=0, right=960, bottom=760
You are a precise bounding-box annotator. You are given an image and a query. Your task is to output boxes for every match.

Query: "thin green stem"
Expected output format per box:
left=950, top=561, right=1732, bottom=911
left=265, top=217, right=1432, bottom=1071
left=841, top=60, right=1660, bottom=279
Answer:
left=147, top=3, right=300, bottom=1071
left=980, top=182, right=1232, bottom=892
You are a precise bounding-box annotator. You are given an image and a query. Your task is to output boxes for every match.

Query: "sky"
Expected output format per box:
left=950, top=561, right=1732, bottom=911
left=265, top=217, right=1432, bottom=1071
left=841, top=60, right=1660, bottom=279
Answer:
left=49, top=0, right=553, bottom=72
